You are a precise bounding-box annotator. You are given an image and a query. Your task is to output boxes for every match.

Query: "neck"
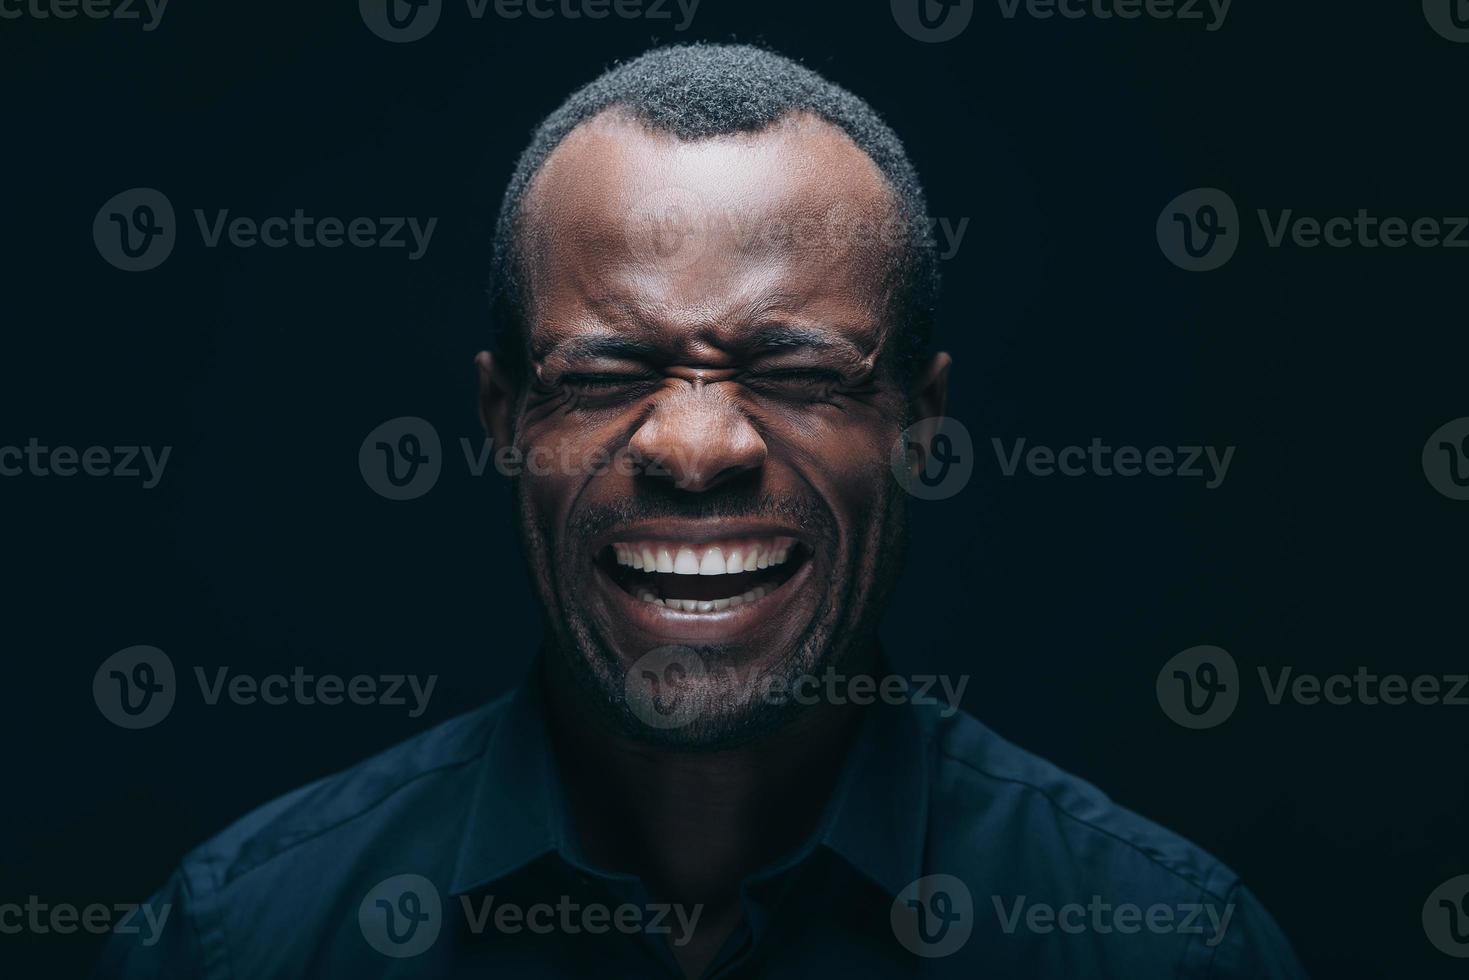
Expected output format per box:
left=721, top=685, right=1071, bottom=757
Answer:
left=541, top=649, right=873, bottom=908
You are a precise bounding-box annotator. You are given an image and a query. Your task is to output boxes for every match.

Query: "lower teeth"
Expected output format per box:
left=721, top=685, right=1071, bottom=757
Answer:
left=637, top=586, right=770, bottom=612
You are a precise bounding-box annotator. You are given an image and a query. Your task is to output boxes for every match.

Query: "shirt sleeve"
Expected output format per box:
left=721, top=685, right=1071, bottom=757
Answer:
left=1199, top=882, right=1310, bottom=980
left=91, top=868, right=211, bottom=980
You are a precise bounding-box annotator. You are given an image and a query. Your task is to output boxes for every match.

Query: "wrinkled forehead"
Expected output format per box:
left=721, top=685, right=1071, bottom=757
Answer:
left=515, top=109, right=905, bottom=361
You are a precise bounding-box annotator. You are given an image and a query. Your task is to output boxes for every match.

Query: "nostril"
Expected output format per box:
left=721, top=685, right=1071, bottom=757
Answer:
left=692, top=460, right=754, bottom=493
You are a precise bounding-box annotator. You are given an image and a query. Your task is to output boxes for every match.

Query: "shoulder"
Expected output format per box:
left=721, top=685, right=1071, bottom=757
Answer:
left=915, top=706, right=1307, bottom=978
left=95, top=696, right=516, bottom=978
left=925, top=706, right=1237, bottom=900
left=182, top=695, right=507, bottom=891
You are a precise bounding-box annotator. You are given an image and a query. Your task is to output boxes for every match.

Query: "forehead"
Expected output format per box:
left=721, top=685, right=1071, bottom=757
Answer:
left=518, top=110, right=903, bottom=363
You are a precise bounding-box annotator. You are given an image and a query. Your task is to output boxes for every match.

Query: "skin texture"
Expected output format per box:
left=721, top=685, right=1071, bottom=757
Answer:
left=477, top=109, right=949, bottom=976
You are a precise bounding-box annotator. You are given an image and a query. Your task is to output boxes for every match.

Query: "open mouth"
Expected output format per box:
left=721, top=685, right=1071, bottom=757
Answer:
left=598, top=536, right=810, bottom=614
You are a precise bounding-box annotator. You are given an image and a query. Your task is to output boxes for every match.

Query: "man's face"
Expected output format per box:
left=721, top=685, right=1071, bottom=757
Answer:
left=483, top=111, right=946, bottom=745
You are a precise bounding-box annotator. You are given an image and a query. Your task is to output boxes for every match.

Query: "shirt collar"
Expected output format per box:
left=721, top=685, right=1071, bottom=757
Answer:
left=449, top=673, right=565, bottom=895
left=450, top=665, right=932, bottom=900
left=815, top=692, right=932, bottom=898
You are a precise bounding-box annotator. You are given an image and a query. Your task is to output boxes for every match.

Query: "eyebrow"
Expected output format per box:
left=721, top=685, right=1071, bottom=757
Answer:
left=550, top=336, right=664, bottom=362
left=542, top=325, right=863, bottom=363
left=745, top=325, right=841, bottom=352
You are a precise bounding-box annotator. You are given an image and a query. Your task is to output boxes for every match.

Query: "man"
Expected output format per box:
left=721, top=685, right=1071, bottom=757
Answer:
left=97, top=43, right=1306, bottom=978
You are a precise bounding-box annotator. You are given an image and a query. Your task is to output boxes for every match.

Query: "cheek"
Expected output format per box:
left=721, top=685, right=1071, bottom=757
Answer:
left=782, top=414, right=899, bottom=506
left=516, top=415, right=635, bottom=527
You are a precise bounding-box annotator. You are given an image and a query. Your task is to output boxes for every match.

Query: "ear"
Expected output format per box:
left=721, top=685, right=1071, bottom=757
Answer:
left=910, top=351, right=951, bottom=423
left=475, top=351, right=516, bottom=453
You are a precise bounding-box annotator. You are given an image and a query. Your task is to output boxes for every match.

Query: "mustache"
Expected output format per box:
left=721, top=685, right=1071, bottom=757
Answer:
left=567, top=485, right=834, bottom=543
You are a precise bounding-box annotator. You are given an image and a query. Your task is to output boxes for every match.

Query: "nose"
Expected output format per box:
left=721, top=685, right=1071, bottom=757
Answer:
left=628, top=381, right=767, bottom=492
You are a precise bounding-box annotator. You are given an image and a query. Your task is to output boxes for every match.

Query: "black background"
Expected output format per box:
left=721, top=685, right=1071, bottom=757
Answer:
left=1, top=1, right=1465, bottom=976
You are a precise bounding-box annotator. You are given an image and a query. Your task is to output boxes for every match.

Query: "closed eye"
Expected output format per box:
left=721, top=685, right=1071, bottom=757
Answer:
left=562, top=373, right=658, bottom=390
left=749, top=368, right=844, bottom=382
left=744, top=368, right=846, bottom=392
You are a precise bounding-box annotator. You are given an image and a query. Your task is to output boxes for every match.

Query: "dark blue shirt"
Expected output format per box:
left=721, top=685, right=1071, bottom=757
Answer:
left=96, top=672, right=1307, bottom=978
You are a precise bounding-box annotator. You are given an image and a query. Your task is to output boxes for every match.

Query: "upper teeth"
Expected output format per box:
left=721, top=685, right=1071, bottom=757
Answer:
left=611, top=537, right=796, bottom=575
